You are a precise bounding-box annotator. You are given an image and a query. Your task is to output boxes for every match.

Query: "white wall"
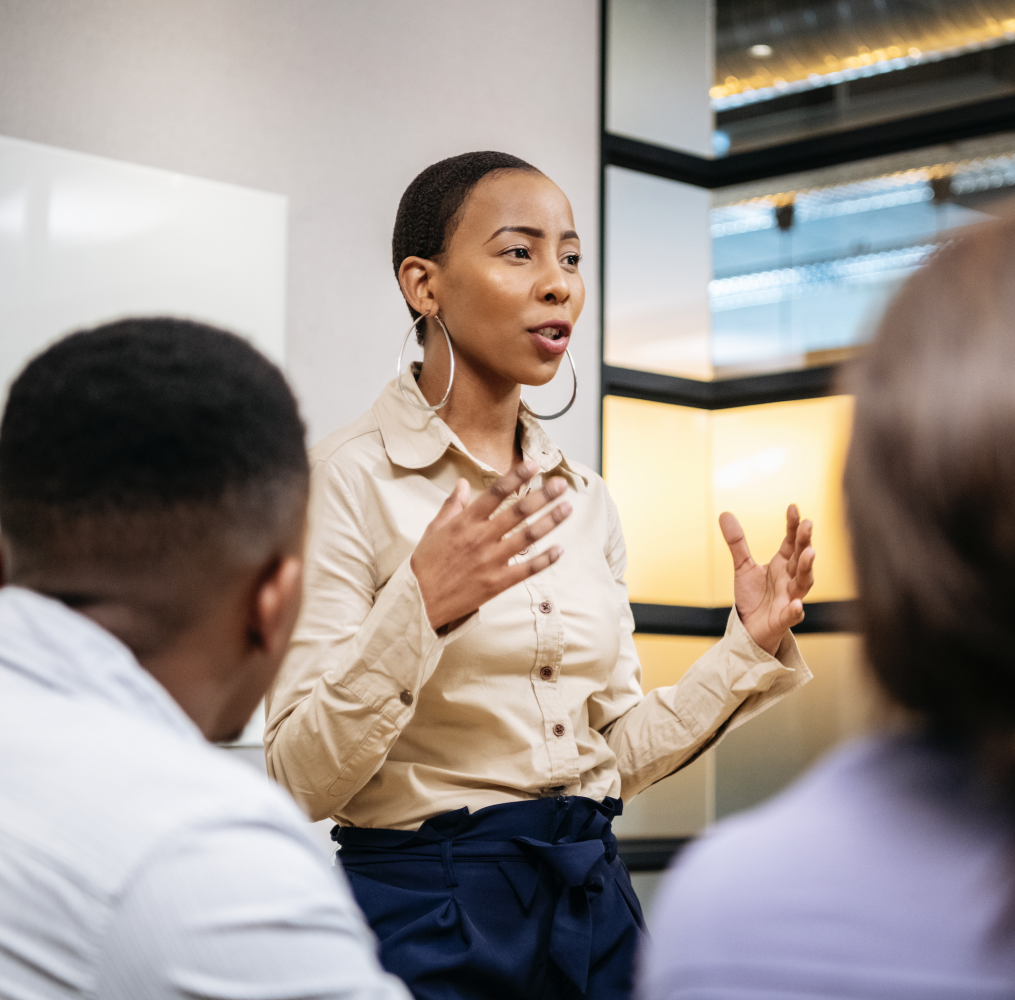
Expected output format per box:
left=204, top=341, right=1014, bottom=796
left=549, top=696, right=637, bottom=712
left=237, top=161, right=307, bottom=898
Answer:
left=0, top=0, right=601, bottom=467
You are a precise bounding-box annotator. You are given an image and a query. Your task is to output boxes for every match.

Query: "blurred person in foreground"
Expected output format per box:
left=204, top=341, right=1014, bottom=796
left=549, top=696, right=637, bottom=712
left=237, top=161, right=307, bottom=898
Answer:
left=638, top=216, right=1015, bottom=999
left=0, top=319, right=409, bottom=999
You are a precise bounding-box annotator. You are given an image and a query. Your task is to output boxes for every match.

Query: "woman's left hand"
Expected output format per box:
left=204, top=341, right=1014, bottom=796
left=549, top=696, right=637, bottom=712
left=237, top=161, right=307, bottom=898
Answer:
left=719, top=505, right=815, bottom=657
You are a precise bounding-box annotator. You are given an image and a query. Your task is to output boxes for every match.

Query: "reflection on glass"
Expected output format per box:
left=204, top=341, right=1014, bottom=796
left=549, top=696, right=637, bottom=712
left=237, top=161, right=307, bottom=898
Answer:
left=711, top=144, right=1014, bottom=375
left=713, top=3, right=1015, bottom=153
left=606, top=138, right=1015, bottom=379
left=605, top=166, right=714, bottom=379
left=603, top=394, right=855, bottom=607
left=607, top=0, right=714, bottom=157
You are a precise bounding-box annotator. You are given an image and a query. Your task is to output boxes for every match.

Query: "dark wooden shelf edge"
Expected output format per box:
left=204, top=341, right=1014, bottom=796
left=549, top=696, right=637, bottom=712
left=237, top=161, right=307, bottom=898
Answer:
left=602, top=363, right=844, bottom=410
left=605, top=94, right=1015, bottom=189
left=632, top=600, right=859, bottom=636
left=616, top=837, right=693, bottom=872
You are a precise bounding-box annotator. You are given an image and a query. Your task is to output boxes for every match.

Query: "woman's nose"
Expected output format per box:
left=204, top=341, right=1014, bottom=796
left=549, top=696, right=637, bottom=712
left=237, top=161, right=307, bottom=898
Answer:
left=538, top=263, right=570, bottom=304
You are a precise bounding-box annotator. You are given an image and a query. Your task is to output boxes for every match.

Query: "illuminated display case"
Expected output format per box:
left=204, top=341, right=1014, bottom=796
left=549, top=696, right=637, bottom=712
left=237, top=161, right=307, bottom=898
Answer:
left=600, top=0, right=1015, bottom=874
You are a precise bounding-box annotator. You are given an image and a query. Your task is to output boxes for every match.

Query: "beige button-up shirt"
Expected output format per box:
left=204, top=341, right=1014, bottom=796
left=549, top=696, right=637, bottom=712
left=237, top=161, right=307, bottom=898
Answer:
left=264, top=376, right=812, bottom=830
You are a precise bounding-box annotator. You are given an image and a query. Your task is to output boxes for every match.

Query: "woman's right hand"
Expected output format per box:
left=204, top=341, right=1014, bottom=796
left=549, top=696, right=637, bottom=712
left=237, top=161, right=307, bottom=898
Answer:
left=411, top=459, right=572, bottom=631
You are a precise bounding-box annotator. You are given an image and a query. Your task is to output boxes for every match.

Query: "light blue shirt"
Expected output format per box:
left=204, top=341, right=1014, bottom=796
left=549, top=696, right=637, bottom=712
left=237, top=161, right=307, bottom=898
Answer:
left=639, top=733, right=1015, bottom=1000
left=0, top=586, right=410, bottom=1000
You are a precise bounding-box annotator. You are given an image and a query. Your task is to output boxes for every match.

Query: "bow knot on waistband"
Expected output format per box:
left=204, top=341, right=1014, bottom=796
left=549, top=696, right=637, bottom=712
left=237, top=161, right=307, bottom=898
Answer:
left=511, top=813, right=620, bottom=992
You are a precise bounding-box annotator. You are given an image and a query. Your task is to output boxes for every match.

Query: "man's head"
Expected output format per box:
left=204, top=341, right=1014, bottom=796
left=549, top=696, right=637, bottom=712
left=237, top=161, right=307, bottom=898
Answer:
left=0, top=318, right=309, bottom=741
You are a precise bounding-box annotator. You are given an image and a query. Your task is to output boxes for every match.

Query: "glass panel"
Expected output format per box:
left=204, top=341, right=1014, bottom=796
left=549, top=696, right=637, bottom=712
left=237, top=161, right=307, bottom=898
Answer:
left=607, top=0, right=715, bottom=157
left=715, top=633, right=875, bottom=818
left=602, top=395, right=711, bottom=605
left=634, top=633, right=718, bottom=693
left=714, top=3, right=1015, bottom=155
left=711, top=136, right=1014, bottom=375
left=616, top=633, right=877, bottom=838
left=709, top=395, right=855, bottom=605
left=605, top=137, right=1015, bottom=380
left=605, top=166, right=713, bottom=379
left=603, top=394, right=855, bottom=607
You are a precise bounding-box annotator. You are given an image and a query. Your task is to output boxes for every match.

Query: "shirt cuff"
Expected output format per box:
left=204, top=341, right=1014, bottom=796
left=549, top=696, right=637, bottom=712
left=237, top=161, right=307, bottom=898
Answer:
left=720, top=606, right=813, bottom=736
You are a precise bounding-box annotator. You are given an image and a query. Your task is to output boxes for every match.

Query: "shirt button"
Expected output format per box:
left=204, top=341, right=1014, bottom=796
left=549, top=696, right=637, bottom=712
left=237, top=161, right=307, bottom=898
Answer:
left=539, top=601, right=552, bottom=614
left=552, top=723, right=566, bottom=738
left=539, top=666, right=553, bottom=680
left=399, top=690, right=413, bottom=706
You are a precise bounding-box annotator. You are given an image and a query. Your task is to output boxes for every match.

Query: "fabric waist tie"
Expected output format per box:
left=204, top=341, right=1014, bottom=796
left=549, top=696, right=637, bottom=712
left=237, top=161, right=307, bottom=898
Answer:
left=334, top=795, right=628, bottom=993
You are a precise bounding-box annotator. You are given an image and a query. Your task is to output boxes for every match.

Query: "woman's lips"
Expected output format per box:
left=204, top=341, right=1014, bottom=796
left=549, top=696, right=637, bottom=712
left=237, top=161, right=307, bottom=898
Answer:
left=528, top=324, right=571, bottom=356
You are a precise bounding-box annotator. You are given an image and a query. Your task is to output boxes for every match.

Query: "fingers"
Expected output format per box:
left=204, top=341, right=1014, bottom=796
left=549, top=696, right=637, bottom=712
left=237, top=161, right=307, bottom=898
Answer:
left=429, top=479, right=470, bottom=530
left=778, top=597, right=806, bottom=631
left=489, top=475, right=569, bottom=536
left=469, top=460, right=540, bottom=520
left=789, top=545, right=816, bottom=600
left=787, top=516, right=813, bottom=578
left=501, top=544, right=565, bottom=588
left=501, top=499, right=572, bottom=556
left=719, top=511, right=755, bottom=572
left=778, top=504, right=801, bottom=562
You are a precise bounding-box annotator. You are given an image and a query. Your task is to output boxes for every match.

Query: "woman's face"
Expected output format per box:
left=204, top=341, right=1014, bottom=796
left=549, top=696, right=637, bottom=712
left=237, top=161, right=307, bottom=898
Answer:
left=420, top=170, right=585, bottom=388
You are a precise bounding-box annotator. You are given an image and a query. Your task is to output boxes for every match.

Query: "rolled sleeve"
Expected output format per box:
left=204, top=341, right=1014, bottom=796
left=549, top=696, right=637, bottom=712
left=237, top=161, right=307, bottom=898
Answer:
left=608, top=608, right=811, bottom=800
left=591, top=486, right=812, bottom=801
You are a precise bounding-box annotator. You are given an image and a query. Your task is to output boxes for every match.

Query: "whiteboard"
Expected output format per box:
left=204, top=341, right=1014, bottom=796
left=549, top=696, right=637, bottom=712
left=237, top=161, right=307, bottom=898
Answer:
left=0, top=134, right=287, bottom=407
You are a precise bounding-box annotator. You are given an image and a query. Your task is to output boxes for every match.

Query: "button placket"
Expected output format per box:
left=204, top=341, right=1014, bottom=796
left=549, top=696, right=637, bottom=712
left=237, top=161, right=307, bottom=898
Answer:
left=525, top=574, right=578, bottom=789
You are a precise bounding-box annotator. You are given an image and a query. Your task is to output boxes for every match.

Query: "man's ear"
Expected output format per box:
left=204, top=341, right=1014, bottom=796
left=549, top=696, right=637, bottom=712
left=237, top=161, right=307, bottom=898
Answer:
left=398, top=255, right=440, bottom=317
left=247, top=555, right=304, bottom=658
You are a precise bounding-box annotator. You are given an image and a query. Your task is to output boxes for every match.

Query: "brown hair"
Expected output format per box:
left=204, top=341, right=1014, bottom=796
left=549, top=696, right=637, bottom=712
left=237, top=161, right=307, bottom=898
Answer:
left=845, top=213, right=1015, bottom=787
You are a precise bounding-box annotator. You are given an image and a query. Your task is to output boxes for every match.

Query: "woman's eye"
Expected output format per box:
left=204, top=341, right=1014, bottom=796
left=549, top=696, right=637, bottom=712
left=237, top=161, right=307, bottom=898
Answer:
left=505, top=247, right=531, bottom=260
left=564, top=253, right=582, bottom=267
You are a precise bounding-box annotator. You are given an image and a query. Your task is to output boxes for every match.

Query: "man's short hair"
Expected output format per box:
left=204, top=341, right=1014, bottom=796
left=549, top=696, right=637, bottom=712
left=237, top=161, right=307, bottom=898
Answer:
left=0, top=317, right=308, bottom=581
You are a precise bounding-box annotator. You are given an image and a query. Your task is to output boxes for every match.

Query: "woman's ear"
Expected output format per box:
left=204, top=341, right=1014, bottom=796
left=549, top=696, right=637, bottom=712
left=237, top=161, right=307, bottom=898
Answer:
left=398, top=256, right=439, bottom=316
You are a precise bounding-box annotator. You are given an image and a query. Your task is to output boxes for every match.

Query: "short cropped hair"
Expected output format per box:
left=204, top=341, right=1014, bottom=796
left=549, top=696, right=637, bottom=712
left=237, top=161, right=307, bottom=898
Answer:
left=392, top=151, right=541, bottom=340
left=0, top=318, right=308, bottom=580
left=845, top=214, right=1015, bottom=789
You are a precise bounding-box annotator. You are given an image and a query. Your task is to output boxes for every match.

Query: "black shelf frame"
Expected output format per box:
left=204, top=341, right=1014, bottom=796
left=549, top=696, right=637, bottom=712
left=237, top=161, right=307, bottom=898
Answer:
left=604, top=92, right=1015, bottom=190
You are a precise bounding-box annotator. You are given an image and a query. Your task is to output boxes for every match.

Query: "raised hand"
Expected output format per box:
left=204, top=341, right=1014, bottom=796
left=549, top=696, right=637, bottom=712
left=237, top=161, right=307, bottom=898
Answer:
left=411, top=459, right=572, bottom=631
left=719, top=505, right=815, bottom=657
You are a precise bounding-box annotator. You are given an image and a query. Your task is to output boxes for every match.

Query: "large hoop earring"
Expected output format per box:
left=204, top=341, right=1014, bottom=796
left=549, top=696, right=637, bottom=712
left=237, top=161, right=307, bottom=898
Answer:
left=397, top=313, right=455, bottom=411
left=520, top=348, right=577, bottom=420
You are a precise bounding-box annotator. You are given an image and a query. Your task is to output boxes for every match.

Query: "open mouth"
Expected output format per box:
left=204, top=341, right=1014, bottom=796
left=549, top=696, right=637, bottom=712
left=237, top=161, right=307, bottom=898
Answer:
left=528, top=322, right=572, bottom=342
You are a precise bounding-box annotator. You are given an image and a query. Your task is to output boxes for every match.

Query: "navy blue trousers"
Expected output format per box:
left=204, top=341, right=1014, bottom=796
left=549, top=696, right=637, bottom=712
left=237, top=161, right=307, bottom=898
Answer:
left=334, top=796, right=644, bottom=1000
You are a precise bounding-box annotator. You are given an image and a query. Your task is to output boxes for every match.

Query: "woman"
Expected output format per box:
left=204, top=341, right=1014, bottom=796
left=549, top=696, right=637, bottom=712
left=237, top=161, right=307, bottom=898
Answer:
left=637, top=215, right=1015, bottom=998
left=265, top=151, right=815, bottom=1000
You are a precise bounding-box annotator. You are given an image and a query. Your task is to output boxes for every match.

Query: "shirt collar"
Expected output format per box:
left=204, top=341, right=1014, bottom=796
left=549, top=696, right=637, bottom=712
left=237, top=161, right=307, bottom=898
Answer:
left=372, top=370, right=588, bottom=489
left=0, top=585, right=203, bottom=741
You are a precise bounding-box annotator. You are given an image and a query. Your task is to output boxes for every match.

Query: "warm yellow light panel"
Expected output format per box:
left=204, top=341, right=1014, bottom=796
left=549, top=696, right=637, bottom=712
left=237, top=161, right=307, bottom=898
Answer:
left=633, top=633, right=719, bottom=692
left=603, top=393, right=856, bottom=608
left=602, top=396, right=712, bottom=605
left=709, top=396, right=855, bottom=605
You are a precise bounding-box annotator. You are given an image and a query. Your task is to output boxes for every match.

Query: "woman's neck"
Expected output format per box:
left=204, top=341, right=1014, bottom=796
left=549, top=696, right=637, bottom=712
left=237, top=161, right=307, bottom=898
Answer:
left=416, top=340, right=523, bottom=475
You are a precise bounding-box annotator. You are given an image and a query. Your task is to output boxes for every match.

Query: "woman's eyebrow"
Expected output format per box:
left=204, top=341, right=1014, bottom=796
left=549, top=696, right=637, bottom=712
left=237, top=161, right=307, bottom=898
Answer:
left=485, top=226, right=581, bottom=243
